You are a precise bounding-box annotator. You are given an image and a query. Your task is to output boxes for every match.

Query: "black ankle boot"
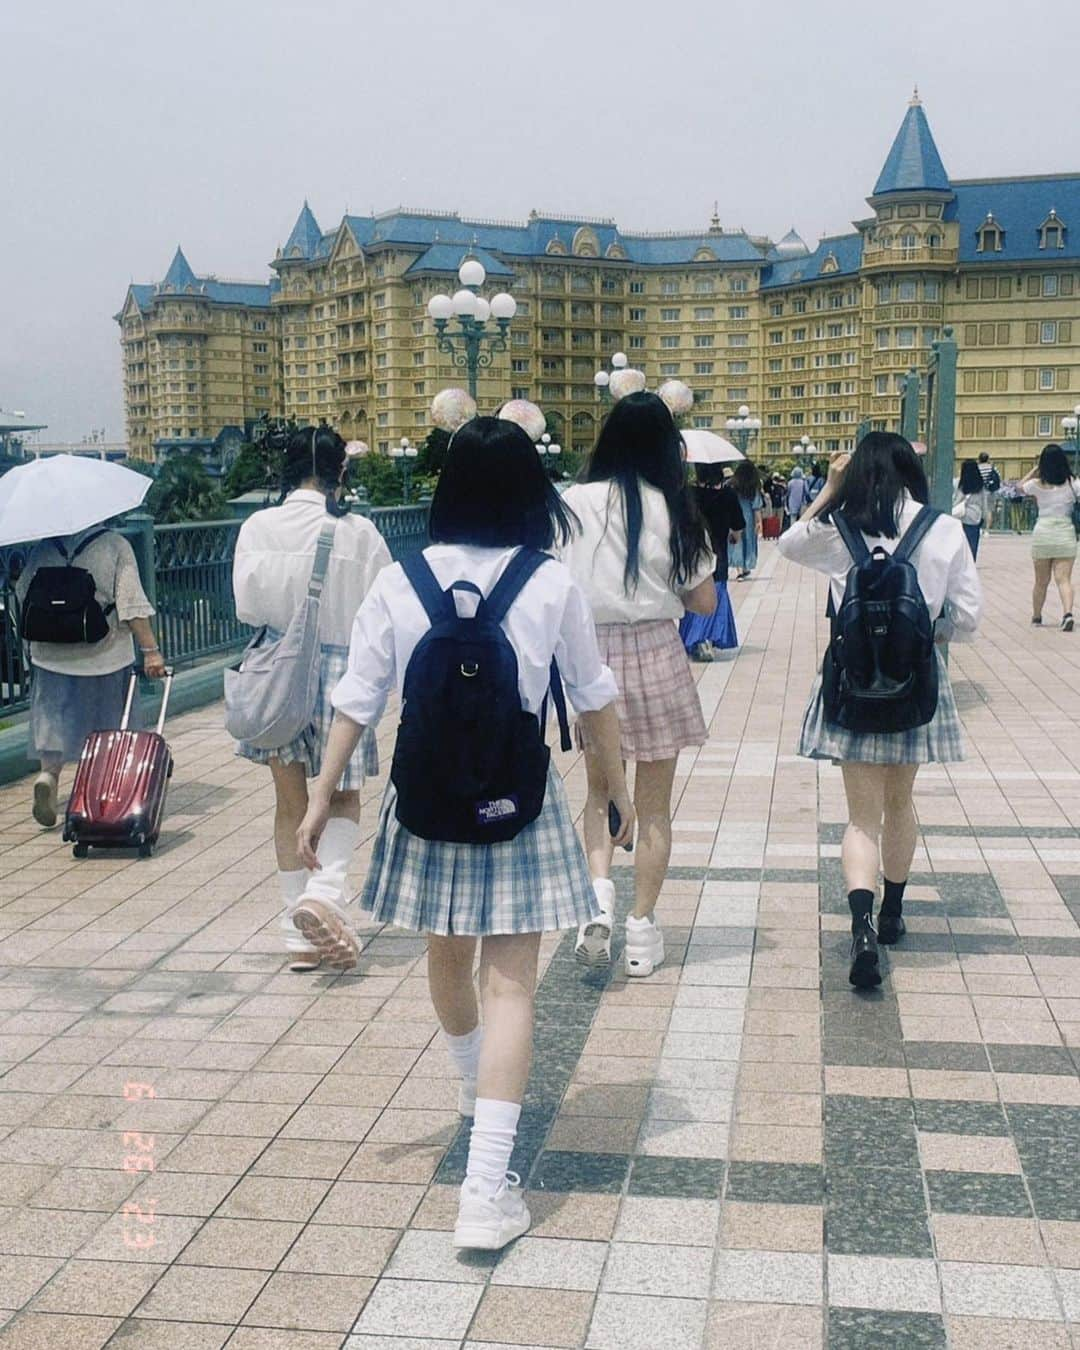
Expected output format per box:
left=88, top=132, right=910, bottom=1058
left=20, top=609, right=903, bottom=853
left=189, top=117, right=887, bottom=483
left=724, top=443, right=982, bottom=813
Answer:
left=877, top=906, right=906, bottom=945
left=849, top=918, right=881, bottom=989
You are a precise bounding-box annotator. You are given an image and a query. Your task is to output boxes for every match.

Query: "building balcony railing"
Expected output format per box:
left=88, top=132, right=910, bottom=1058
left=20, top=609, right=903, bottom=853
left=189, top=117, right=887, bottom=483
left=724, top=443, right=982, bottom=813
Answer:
left=862, top=246, right=956, bottom=268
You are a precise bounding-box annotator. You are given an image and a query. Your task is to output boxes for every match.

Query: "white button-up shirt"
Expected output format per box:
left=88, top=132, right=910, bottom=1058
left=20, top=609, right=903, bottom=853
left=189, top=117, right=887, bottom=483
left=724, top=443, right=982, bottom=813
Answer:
left=233, top=491, right=392, bottom=648
left=777, top=494, right=982, bottom=641
left=331, top=544, right=619, bottom=729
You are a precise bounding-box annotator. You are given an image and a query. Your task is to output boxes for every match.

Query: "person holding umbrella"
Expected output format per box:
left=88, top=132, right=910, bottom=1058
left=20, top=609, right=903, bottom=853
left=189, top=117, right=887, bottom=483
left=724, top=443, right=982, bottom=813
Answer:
left=1, top=455, right=167, bottom=828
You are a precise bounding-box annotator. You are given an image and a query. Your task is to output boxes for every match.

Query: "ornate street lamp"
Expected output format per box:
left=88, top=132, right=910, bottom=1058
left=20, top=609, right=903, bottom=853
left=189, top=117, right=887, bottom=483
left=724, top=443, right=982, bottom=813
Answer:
left=593, top=351, right=629, bottom=403
left=725, top=404, right=762, bottom=453
left=792, top=432, right=818, bottom=465
left=390, top=436, right=419, bottom=504
left=426, top=260, right=517, bottom=400
left=1061, top=403, right=1080, bottom=473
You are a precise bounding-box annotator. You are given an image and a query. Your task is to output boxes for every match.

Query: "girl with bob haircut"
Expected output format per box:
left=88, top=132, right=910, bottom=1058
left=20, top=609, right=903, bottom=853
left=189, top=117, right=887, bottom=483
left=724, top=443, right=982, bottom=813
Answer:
left=232, top=426, right=391, bottom=971
left=1021, top=443, right=1079, bottom=631
left=952, top=458, right=990, bottom=560
left=561, top=391, right=716, bottom=978
left=779, top=433, right=981, bottom=989
left=297, top=416, right=633, bottom=1251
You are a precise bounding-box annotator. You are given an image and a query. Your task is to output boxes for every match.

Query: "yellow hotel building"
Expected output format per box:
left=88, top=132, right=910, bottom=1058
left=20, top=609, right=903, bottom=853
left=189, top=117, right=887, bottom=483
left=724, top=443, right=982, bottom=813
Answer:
left=118, top=97, right=1080, bottom=478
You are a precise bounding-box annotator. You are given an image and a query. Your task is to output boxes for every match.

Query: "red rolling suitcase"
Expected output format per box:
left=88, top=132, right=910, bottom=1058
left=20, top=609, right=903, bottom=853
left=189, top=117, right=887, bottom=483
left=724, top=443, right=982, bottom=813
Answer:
left=63, top=669, right=174, bottom=859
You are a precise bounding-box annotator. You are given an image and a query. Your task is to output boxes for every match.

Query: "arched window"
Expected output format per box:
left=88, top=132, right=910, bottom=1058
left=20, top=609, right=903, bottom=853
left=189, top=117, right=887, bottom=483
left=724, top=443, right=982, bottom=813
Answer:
left=926, top=231, right=942, bottom=248
left=976, top=214, right=1004, bottom=253
left=1040, top=210, right=1066, bottom=250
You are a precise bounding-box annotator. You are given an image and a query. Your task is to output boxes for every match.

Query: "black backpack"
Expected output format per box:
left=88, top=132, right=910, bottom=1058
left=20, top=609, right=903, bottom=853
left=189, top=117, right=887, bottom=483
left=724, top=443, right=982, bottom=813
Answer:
left=20, top=532, right=114, bottom=645
left=984, top=467, right=1001, bottom=493
left=821, top=507, right=940, bottom=734
left=391, top=547, right=571, bottom=845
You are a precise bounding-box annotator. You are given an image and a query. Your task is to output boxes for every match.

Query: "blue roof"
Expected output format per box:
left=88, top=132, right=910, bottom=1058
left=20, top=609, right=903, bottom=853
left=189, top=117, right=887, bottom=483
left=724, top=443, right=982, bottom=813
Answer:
left=161, top=246, right=198, bottom=292
left=874, top=100, right=950, bottom=196
left=761, top=233, right=863, bottom=289
left=405, top=244, right=514, bottom=277
left=282, top=202, right=323, bottom=260
left=948, top=175, right=1080, bottom=263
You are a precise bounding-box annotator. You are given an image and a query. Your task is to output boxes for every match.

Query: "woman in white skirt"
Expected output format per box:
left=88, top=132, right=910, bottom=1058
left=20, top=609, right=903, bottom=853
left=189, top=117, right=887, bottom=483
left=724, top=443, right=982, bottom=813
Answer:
left=779, top=434, right=982, bottom=988
left=233, top=427, right=390, bottom=971
left=297, top=416, right=633, bottom=1251
left=1021, top=443, right=1079, bottom=631
left=561, top=392, right=716, bottom=977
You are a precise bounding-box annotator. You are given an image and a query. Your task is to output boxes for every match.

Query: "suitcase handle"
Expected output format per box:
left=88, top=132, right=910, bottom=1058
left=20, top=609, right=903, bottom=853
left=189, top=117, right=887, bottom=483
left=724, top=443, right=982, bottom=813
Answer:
left=119, top=667, right=175, bottom=735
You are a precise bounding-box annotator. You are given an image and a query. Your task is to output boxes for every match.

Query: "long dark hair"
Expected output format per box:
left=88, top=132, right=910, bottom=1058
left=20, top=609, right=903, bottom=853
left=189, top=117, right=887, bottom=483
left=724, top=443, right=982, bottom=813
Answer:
left=831, top=432, right=929, bottom=538
left=280, top=425, right=348, bottom=515
left=958, top=459, right=984, bottom=494
left=731, top=460, right=762, bottom=501
left=1038, top=443, right=1073, bottom=486
left=429, top=416, right=577, bottom=549
left=584, top=391, right=709, bottom=591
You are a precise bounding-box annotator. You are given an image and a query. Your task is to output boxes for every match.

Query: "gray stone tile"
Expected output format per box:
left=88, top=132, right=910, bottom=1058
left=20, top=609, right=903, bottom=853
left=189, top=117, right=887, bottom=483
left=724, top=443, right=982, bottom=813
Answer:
left=826, top=1254, right=941, bottom=1313
left=352, top=1278, right=483, bottom=1339
left=988, top=1044, right=1077, bottom=1077
left=827, top=1309, right=947, bottom=1348
left=626, top=1156, right=725, bottom=1198
left=939, top=1261, right=1063, bottom=1320
left=725, top=1161, right=824, bottom=1205
left=585, top=1292, right=707, bottom=1350
left=826, top=1167, right=931, bottom=1257
left=912, top=1099, right=1009, bottom=1136
left=530, top=1151, right=629, bottom=1195
left=824, top=1096, right=918, bottom=1169
left=491, top=1236, right=609, bottom=1292
left=713, top=1249, right=823, bottom=1304
left=904, top=1043, right=990, bottom=1072
left=823, top=1037, right=906, bottom=1069
left=925, top=1171, right=1033, bottom=1217
left=602, top=1241, right=713, bottom=1298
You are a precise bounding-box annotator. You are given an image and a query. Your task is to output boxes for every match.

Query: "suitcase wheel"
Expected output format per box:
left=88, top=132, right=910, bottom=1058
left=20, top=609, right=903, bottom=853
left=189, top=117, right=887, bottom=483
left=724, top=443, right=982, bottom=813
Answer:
left=72, top=843, right=89, bottom=859
left=136, top=832, right=153, bottom=860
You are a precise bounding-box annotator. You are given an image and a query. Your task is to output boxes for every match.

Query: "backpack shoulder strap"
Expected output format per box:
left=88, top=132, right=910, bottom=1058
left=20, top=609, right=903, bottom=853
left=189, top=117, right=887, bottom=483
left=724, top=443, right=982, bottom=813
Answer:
left=832, top=510, right=871, bottom=565
left=306, top=521, right=338, bottom=599
left=400, top=551, right=455, bottom=624
left=485, top=548, right=552, bottom=625
left=69, top=529, right=110, bottom=562
left=547, top=658, right=572, bottom=752
left=893, top=505, right=939, bottom=564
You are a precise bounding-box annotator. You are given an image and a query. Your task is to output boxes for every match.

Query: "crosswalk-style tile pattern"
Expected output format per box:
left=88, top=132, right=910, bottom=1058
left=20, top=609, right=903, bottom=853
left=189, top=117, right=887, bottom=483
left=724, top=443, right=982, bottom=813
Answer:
left=0, top=534, right=1078, bottom=1347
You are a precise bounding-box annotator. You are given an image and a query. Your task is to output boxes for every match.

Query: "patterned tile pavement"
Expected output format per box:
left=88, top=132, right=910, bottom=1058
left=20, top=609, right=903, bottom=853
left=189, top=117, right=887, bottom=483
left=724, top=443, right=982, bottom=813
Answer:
left=0, top=534, right=1078, bottom=1347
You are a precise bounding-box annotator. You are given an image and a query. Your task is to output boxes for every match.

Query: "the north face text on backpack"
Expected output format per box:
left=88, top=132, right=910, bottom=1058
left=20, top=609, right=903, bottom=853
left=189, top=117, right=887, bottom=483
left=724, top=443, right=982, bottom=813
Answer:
left=475, top=797, right=521, bottom=827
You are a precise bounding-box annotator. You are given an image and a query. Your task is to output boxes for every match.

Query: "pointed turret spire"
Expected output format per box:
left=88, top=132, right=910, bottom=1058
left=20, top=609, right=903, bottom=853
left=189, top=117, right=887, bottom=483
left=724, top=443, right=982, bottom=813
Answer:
left=873, top=96, right=949, bottom=196
left=283, top=201, right=323, bottom=260
left=162, top=246, right=197, bottom=292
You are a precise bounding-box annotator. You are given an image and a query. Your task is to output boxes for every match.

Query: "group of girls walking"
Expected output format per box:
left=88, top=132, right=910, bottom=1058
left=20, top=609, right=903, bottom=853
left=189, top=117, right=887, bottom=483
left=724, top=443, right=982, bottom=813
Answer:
left=232, top=410, right=989, bottom=1251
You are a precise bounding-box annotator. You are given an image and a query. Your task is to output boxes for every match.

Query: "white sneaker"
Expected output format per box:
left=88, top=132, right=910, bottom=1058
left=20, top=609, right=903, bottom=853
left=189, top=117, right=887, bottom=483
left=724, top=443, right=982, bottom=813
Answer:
left=575, top=878, right=615, bottom=967
left=458, top=1076, right=477, bottom=1117
left=32, top=772, right=58, bottom=829
left=453, top=1172, right=530, bottom=1250
left=624, top=914, right=664, bottom=978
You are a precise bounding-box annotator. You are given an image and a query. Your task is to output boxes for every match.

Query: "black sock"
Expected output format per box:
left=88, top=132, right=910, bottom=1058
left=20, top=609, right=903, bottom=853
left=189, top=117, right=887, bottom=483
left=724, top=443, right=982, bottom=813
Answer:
left=848, top=889, right=875, bottom=927
left=881, top=879, right=906, bottom=916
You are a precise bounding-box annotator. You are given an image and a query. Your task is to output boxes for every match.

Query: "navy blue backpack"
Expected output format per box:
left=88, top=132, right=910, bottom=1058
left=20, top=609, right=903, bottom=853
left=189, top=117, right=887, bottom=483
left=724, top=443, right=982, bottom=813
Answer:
left=392, top=547, right=571, bottom=845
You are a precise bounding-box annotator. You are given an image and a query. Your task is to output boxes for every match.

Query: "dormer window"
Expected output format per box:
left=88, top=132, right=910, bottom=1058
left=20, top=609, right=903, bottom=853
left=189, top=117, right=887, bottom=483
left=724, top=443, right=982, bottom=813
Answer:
left=1040, top=210, right=1066, bottom=250
left=976, top=214, right=1004, bottom=253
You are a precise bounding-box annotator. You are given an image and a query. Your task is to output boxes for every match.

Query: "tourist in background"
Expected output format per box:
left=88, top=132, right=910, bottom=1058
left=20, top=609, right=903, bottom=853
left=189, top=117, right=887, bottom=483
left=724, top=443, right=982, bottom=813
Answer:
left=730, top=460, right=765, bottom=581
left=1022, top=443, right=1079, bottom=632
left=297, top=416, right=633, bottom=1251
left=17, top=530, right=166, bottom=828
left=679, top=463, right=741, bottom=660
left=562, top=392, right=714, bottom=978
left=784, top=466, right=810, bottom=530
left=806, top=461, right=827, bottom=505
left=977, top=451, right=1002, bottom=531
left=779, top=434, right=981, bottom=989
left=232, top=426, right=391, bottom=971
left=952, top=458, right=991, bottom=560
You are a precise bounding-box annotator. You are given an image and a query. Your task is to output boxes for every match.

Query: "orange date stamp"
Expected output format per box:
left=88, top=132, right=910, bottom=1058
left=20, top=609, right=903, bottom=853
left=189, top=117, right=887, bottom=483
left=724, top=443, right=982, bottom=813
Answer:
left=121, top=1081, right=157, bottom=1248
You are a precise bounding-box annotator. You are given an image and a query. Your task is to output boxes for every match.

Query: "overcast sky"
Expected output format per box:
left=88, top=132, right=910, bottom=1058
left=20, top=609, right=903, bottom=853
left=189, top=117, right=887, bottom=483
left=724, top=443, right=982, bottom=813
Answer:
left=6, top=0, right=1080, bottom=441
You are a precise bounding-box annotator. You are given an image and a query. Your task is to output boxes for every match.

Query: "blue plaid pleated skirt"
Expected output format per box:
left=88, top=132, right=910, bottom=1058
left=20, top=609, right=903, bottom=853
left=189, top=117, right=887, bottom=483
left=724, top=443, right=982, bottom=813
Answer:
left=798, top=650, right=965, bottom=765
left=234, top=640, right=378, bottom=790
left=359, top=766, right=598, bottom=936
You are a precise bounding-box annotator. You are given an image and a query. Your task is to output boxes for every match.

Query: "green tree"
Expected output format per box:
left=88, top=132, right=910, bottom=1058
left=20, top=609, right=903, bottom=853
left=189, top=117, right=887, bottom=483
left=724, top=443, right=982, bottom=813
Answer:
left=349, top=452, right=406, bottom=507
left=146, top=455, right=228, bottom=523
left=222, top=442, right=272, bottom=498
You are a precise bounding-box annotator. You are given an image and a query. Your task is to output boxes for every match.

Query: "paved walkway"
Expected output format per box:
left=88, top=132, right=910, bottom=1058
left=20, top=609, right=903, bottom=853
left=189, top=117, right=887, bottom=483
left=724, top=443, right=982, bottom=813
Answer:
left=0, top=535, right=1079, bottom=1349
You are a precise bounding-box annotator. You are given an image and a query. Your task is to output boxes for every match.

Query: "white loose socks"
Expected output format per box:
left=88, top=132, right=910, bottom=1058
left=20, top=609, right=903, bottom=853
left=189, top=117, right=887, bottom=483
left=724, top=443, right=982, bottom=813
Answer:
left=465, top=1098, right=521, bottom=1192
left=278, top=869, right=310, bottom=952
left=304, top=817, right=360, bottom=907
left=444, top=1025, right=483, bottom=1083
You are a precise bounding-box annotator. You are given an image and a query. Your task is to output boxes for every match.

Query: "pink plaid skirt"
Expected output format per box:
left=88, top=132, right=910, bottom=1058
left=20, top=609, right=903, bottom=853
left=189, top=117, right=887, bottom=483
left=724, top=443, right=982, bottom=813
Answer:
left=578, top=620, right=707, bottom=763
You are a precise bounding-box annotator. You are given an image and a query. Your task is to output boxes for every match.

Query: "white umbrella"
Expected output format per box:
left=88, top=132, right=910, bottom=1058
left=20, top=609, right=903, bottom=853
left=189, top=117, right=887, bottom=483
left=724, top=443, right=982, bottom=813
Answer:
left=681, top=430, right=745, bottom=465
left=0, top=455, right=152, bottom=546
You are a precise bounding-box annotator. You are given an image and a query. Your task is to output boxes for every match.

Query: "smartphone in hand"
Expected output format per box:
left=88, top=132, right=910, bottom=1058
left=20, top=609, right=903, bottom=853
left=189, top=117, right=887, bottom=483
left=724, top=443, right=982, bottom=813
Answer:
left=609, top=801, right=633, bottom=853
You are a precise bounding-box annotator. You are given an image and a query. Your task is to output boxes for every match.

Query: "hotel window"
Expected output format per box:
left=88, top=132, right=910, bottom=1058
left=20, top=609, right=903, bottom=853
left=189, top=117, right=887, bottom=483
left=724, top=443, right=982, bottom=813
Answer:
left=661, top=335, right=679, bottom=348
left=768, top=359, right=783, bottom=373
left=414, top=381, right=426, bottom=394
left=412, top=321, right=424, bottom=335
left=727, top=387, right=748, bottom=399
left=1038, top=415, right=1053, bottom=436
left=791, top=412, right=804, bottom=425
left=1040, top=214, right=1065, bottom=249
left=769, top=302, right=783, bottom=316
left=629, top=308, right=646, bottom=321
left=629, top=336, right=645, bottom=348
left=511, top=386, right=529, bottom=399
left=694, top=335, right=714, bottom=347
left=696, top=389, right=713, bottom=401
left=660, top=308, right=680, bottom=321
left=694, top=280, right=714, bottom=294
left=1044, top=275, right=1059, bottom=296
left=827, top=381, right=842, bottom=395
left=897, top=280, right=917, bottom=301
left=661, top=281, right=679, bottom=295
left=692, top=415, right=713, bottom=428
left=875, top=375, right=889, bottom=394
left=511, top=359, right=529, bottom=373
left=253, top=342, right=268, bottom=353
left=660, top=363, right=680, bottom=376
left=376, top=382, right=388, bottom=397
left=876, top=283, right=892, bottom=304
left=1040, top=369, right=1055, bottom=390
left=730, top=277, right=748, bottom=293
left=844, top=351, right=857, bottom=365
left=694, top=362, right=714, bottom=374
left=728, top=361, right=748, bottom=373
left=694, top=307, right=715, bottom=320
left=876, top=330, right=890, bottom=349
left=377, top=412, right=388, bottom=426
left=924, top=278, right=941, bottom=300
left=766, top=414, right=781, bottom=427
left=792, top=327, right=806, bottom=342
left=630, top=281, right=645, bottom=294
left=793, top=299, right=806, bottom=313
left=923, top=327, right=938, bottom=347
left=1041, top=321, right=1058, bottom=343
left=375, top=353, right=387, bottom=367
left=791, top=384, right=805, bottom=398
left=767, top=386, right=782, bottom=399
left=512, top=331, right=530, bottom=346
left=413, top=351, right=425, bottom=366
left=827, top=352, right=842, bottom=366
left=976, top=219, right=1003, bottom=252
left=792, top=356, right=806, bottom=370
left=768, top=331, right=783, bottom=345
left=827, top=323, right=843, bottom=338
left=729, top=306, right=749, bottom=319
left=253, top=320, right=267, bottom=332
left=829, top=293, right=843, bottom=309
left=254, top=363, right=267, bottom=375
left=374, top=292, right=387, bottom=307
